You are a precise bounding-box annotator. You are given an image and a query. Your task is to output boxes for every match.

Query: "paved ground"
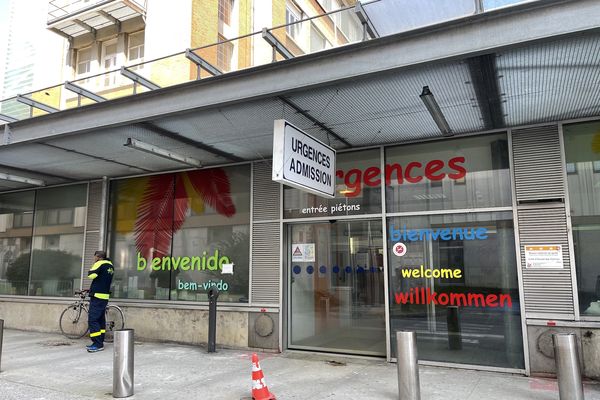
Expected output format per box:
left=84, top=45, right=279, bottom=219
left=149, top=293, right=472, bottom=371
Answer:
left=1, top=329, right=599, bottom=399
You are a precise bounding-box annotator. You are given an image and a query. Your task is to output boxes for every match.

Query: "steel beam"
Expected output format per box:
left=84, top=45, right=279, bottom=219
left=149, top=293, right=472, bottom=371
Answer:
left=73, top=19, right=96, bottom=36
left=355, top=2, right=379, bottom=40
left=6, top=0, right=600, bottom=144
left=65, top=81, right=106, bottom=103
left=185, top=49, right=222, bottom=78
left=262, top=28, right=294, bottom=60
left=97, top=10, right=121, bottom=28
left=16, top=95, right=59, bottom=114
left=0, top=114, right=18, bottom=123
left=120, top=66, right=160, bottom=90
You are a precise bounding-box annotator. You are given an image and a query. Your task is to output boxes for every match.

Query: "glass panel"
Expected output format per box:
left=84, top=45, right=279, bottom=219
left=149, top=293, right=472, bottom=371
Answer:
left=29, top=185, right=87, bottom=297
left=288, top=220, right=386, bottom=356
left=284, top=149, right=381, bottom=218
left=385, top=133, right=512, bottom=213
left=0, top=191, right=35, bottom=295
left=563, top=121, right=600, bottom=316
left=108, top=165, right=251, bottom=302
left=387, top=211, right=524, bottom=368
left=170, top=166, right=251, bottom=303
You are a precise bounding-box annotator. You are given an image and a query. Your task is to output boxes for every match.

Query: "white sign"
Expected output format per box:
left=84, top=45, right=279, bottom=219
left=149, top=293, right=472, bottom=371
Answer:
left=525, top=245, right=563, bottom=268
left=221, top=263, right=234, bottom=274
left=272, top=119, right=336, bottom=198
left=291, top=243, right=316, bottom=262
left=392, top=242, right=407, bottom=257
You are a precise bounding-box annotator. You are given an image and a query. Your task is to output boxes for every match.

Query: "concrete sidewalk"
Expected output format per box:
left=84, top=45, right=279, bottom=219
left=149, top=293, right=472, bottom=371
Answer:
left=0, top=329, right=599, bottom=399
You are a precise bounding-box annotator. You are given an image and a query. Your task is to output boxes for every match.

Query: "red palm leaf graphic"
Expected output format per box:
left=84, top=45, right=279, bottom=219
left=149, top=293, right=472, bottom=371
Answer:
left=185, top=169, right=236, bottom=217
left=134, top=174, right=188, bottom=259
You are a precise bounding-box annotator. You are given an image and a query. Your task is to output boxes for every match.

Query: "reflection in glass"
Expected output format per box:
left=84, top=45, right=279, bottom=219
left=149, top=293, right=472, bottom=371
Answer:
left=108, top=166, right=251, bottom=302
left=563, top=121, right=600, bottom=316
left=385, top=133, right=512, bottom=213
left=0, top=191, right=35, bottom=295
left=288, top=220, right=386, bottom=356
left=284, top=149, right=381, bottom=219
left=29, top=185, right=87, bottom=297
left=387, top=212, right=524, bottom=368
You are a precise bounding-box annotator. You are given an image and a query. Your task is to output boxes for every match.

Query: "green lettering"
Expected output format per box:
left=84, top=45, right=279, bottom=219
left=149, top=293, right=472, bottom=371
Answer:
left=151, top=257, right=161, bottom=271
left=191, top=256, right=201, bottom=271
left=162, top=256, right=171, bottom=270
left=171, top=256, right=181, bottom=270
left=180, top=257, right=191, bottom=271
left=218, top=256, right=230, bottom=269
left=137, top=252, right=147, bottom=271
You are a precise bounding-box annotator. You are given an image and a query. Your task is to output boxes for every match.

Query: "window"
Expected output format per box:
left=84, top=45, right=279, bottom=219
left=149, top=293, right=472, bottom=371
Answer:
left=286, top=2, right=301, bottom=39
left=566, top=163, right=577, bottom=174
left=76, top=47, right=91, bottom=77
left=127, top=31, right=145, bottom=70
left=28, top=185, right=87, bottom=297
left=216, top=35, right=234, bottom=72
left=284, top=149, right=382, bottom=219
left=108, top=165, right=251, bottom=303
left=385, top=133, right=512, bottom=213
left=102, top=39, right=118, bottom=87
left=563, top=121, right=600, bottom=316
left=387, top=212, right=523, bottom=369
left=218, top=0, right=234, bottom=25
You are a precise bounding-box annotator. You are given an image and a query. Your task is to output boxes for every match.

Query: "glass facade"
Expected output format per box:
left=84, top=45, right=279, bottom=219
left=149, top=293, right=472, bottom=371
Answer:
left=108, top=165, right=251, bottom=303
left=284, top=133, right=524, bottom=368
left=387, top=212, right=523, bottom=368
left=564, top=121, right=600, bottom=316
left=288, top=220, right=386, bottom=355
left=0, top=184, right=86, bottom=297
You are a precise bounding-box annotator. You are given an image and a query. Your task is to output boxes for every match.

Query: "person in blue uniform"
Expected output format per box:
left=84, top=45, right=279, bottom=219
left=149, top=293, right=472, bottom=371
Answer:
left=86, top=250, right=114, bottom=352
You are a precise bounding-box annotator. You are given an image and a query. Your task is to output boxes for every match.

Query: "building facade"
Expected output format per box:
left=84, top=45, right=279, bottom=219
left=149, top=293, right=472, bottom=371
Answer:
left=0, top=0, right=600, bottom=378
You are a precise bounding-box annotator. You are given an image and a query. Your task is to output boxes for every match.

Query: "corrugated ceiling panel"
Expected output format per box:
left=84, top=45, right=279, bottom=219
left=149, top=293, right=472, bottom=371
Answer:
left=498, top=34, right=600, bottom=126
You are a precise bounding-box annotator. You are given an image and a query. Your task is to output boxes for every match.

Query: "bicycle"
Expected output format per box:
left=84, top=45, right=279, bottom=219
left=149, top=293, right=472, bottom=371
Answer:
left=59, top=289, right=125, bottom=342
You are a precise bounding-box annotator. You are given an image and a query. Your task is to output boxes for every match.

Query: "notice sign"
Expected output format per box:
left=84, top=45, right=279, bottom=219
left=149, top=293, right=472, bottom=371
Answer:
left=525, top=245, right=564, bottom=268
left=272, top=119, right=336, bottom=198
left=292, top=243, right=315, bottom=262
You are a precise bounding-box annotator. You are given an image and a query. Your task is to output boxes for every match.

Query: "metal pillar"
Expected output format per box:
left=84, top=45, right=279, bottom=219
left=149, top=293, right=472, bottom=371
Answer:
left=447, top=306, right=462, bottom=350
left=0, top=319, right=4, bottom=373
left=553, top=333, right=584, bottom=400
left=208, top=287, right=220, bottom=353
left=396, top=331, right=421, bottom=400
left=113, top=329, right=134, bottom=398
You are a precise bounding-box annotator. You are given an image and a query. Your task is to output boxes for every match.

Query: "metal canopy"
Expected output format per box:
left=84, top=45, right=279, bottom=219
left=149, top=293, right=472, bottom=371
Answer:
left=47, top=0, right=145, bottom=39
left=2, top=1, right=600, bottom=191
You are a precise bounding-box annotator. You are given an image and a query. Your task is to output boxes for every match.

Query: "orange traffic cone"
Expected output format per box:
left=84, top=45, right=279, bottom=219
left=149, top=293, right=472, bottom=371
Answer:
left=251, top=353, right=276, bottom=400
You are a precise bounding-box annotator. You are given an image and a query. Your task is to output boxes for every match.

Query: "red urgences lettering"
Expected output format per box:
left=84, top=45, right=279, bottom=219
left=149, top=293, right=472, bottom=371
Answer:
left=336, top=157, right=467, bottom=197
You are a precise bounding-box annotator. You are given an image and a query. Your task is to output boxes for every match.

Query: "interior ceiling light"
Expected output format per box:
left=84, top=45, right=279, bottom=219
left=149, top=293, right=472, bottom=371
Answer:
left=124, top=138, right=202, bottom=168
left=0, top=172, right=45, bottom=186
left=420, top=86, right=453, bottom=137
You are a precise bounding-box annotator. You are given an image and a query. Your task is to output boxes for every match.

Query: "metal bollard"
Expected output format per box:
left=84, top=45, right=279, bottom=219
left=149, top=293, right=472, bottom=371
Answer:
left=396, top=331, right=421, bottom=400
left=208, top=287, right=219, bottom=353
left=113, top=329, right=134, bottom=398
left=0, top=319, right=3, bottom=373
left=553, top=333, right=584, bottom=400
left=447, top=306, right=462, bottom=350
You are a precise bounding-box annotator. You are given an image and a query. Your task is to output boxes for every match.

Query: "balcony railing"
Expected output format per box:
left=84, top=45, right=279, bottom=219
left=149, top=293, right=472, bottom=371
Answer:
left=48, top=0, right=146, bottom=24
left=1, top=0, right=537, bottom=126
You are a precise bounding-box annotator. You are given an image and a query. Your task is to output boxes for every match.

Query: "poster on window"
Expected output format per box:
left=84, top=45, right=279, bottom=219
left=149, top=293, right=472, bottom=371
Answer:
left=524, top=245, right=564, bottom=268
left=291, top=243, right=315, bottom=262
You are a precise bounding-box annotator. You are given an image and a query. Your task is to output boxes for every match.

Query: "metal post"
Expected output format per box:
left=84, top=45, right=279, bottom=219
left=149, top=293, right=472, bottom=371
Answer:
left=396, top=331, right=421, bottom=400
left=208, top=287, right=220, bottom=353
left=113, top=329, right=134, bottom=398
left=0, top=319, right=4, bottom=373
left=447, top=306, right=462, bottom=350
left=553, top=333, right=584, bottom=400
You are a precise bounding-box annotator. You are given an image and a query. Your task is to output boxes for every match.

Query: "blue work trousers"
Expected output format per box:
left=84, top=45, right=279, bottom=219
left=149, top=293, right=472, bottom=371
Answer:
left=88, top=297, right=108, bottom=346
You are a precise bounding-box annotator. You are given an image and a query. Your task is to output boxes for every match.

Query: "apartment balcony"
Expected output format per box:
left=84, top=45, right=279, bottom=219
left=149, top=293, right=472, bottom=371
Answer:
left=47, top=0, right=146, bottom=38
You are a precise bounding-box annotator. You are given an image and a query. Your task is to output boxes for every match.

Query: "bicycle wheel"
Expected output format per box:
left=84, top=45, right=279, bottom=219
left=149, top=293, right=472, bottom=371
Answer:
left=104, top=305, right=125, bottom=343
left=59, top=304, right=89, bottom=339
